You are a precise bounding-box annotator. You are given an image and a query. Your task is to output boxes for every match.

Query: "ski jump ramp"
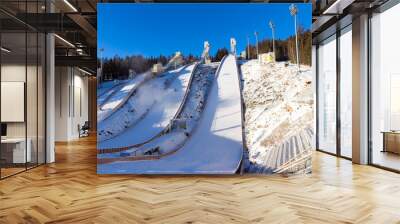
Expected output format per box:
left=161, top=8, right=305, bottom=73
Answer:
left=98, top=64, right=196, bottom=149
left=98, top=55, right=244, bottom=174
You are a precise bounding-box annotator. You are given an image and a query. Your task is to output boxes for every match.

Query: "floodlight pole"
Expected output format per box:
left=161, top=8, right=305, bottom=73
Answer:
left=246, top=36, right=250, bottom=60
left=254, top=31, right=259, bottom=59
left=269, top=21, right=276, bottom=57
left=294, top=12, right=299, bottom=69
left=99, top=48, right=104, bottom=83
left=290, top=4, right=300, bottom=70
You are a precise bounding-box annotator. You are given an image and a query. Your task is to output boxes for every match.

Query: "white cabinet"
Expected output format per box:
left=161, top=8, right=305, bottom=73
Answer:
left=1, top=138, right=32, bottom=163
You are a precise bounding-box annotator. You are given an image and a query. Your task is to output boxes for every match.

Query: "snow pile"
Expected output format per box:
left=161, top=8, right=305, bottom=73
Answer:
left=240, top=60, right=313, bottom=174
left=97, top=66, right=187, bottom=142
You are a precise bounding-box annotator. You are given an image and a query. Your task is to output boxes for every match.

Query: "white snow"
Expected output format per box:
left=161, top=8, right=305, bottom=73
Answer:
left=97, top=80, right=121, bottom=97
left=97, top=80, right=133, bottom=107
left=176, top=63, right=218, bottom=132
left=98, top=55, right=244, bottom=174
left=240, top=60, right=313, bottom=174
left=98, top=64, right=195, bottom=148
left=97, top=65, right=191, bottom=142
left=98, top=72, right=151, bottom=122
left=98, top=62, right=217, bottom=155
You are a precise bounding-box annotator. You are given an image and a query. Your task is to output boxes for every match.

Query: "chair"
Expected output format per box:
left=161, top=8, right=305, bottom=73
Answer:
left=78, top=121, right=90, bottom=138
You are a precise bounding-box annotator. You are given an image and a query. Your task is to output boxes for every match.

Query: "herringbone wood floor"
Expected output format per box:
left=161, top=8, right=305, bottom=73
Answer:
left=1, top=135, right=400, bottom=224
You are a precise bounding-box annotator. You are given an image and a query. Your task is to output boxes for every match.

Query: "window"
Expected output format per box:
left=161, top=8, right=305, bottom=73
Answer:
left=370, top=3, right=400, bottom=171
left=317, top=34, right=337, bottom=154
left=339, top=25, right=352, bottom=158
left=0, top=1, right=46, bottom=179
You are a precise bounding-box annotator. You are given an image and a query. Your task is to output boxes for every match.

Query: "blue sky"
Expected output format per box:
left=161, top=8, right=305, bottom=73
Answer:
left=98, top=3, right=311, bottom=58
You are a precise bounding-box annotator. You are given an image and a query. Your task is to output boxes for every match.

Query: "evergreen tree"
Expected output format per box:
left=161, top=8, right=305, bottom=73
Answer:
left=213, top=48, right=229, bottom=62
left=246, top=28, right=311, bottom=65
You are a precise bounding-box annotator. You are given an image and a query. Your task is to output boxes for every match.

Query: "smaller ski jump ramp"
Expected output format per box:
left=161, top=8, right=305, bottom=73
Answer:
left=98, top=63, right=196, bottom=149
left=98, top=55, right=243, bottom=174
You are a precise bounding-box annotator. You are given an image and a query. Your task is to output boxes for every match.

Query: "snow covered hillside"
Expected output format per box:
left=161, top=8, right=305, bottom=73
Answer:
left=240, top=60, right=313, bottom=174
left=98, top=64, right=196, bottom=148
left=97, top=80, right=121, bottom=97
left=98, top=62, right=217, bottom=156
left=98, top=55, right=244, bottom=174
left=97, top=65, right=191, bottom=142
left=98, top=73, right=151, bottom=122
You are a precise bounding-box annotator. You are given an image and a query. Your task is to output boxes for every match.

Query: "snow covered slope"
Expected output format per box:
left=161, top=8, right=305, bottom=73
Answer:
left=97, top=80, right=122, bottom=97
left=98, top=63, right=196, bottom=149
left=98, top=63, right=217, bottom=155
left=240, top=60, right=313, bottom=174
left=97, top=65, right=191, bottom=142
left=98, top=55, right=244, bottom=174
left=97, top=81, right=123, bottom=106
left=98, top=72, right=151, bottom=122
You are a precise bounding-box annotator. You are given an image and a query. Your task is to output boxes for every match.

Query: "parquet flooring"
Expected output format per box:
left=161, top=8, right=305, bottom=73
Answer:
left=1, top=135, right=400, bottom=223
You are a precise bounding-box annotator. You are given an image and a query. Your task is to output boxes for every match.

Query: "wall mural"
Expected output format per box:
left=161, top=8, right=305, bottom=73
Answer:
left=97, top=3, right=313, bottom=175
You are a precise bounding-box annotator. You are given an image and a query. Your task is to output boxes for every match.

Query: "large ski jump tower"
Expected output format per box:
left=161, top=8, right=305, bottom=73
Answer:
left=166, top=51, right=184, bottom=70
left=201, top=41, right=211, bottom=64
left=230, top=38, right=237, bottom=56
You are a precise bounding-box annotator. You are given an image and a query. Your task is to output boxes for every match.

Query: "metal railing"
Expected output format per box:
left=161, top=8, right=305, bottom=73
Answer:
left=235, top=57, right=249, bottom=174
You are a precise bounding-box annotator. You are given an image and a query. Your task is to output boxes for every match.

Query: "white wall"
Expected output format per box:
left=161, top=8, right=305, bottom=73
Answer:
left=55, top=66, right=69, bottom=141
left=55, top=67, right=89, bottom=141
left=1, top=64, right=25, bottom=81
left=1, top=82, right=25, bottom=122
left=71, top=71, right=89, bottom=138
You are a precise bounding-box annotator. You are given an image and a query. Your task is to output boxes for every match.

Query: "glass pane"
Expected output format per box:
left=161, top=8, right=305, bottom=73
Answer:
left=1, top=31, right=27, bottom=177
left=27, top=31, right=38, bottom=169
left=26, top=0, right=39, bottom=169
left=371, top=4, right=400, bottom=171
left=317, top=35, right=337, bottom=154
left=0, top=1, right=46, bottom=178
left=38, top=32, right=45, bottom=165
left=340, top=26, right=352, bottom=158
